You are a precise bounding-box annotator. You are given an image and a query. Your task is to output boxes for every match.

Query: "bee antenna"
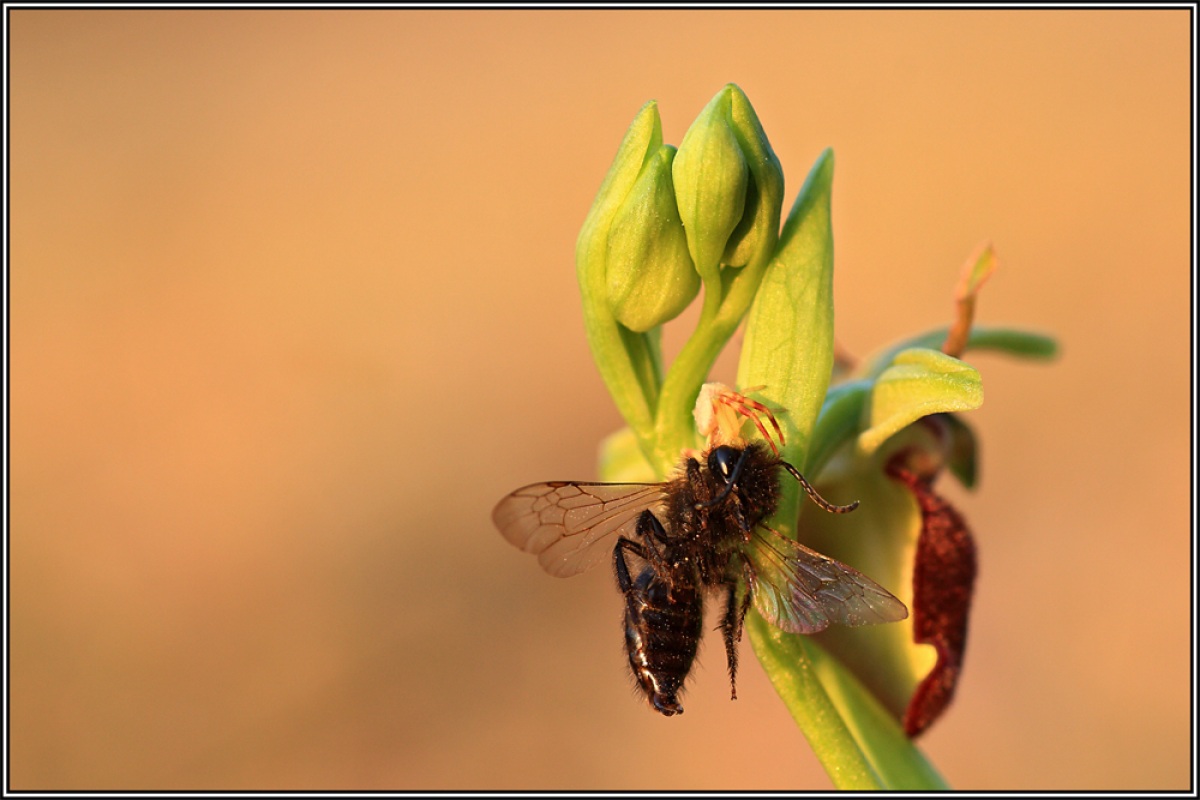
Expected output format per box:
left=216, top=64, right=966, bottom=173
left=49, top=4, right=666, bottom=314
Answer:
left=780, top=462, right=860, bottom=514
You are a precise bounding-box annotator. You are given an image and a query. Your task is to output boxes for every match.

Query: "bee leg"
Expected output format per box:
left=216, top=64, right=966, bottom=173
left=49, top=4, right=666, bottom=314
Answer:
left=636, top=510, right=689, bottom=604
left=720, top=583, right=742, bottom=699
left=633, top=510, right=672, bottom=574
left=615, top=512, right=673, bottom=595
left=613, top=537, right=648, bottom=594
left=731, top=503, right=752, bottom=538
left=614, top=526, right=671, bottom=591
left=637, top=509, right=672, bottom=546
left=720, top=562, right=757, bottom=700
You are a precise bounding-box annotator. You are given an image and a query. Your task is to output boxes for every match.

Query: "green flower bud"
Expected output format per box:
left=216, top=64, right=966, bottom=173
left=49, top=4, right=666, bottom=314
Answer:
left=605, top=145, right=699, bottom=332
left=721, top=86, right=785, bottom=270
left=673, top=88, right=748, bottom=280
left=673, top=84, right=784, bottom=282
left=576, top=102, right=662, bottom=273
left=574, top=101, right=668, bottom=450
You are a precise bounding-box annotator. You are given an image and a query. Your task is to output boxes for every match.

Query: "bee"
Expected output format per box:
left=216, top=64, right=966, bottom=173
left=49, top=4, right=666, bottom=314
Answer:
left=492, top=385, right=907, bottom=716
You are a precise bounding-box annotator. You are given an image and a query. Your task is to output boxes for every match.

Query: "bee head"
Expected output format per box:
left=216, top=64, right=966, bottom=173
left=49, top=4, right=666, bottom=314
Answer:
left=695, top=445, right=754, bottom=512
left=708, top=445, right=742, bottom=485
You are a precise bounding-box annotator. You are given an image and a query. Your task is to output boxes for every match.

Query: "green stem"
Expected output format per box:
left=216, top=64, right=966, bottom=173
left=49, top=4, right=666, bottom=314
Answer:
left=651, top=260, right=769, bottom=473
left=748, top=614, right=883, bottom=790
left=806, top=639, right=949, bottom=789
left=749, top=615, right=950, bottom=790
left=578, top=284, right=659, bottom=449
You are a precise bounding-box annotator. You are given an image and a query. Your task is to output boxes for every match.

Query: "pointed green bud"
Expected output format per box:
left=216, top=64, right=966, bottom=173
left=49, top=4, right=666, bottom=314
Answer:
left=673, top=84, right=784, bottom=283
left=576, top=101, right=663, bottom=273
left=721, top=85, right=785, bottom=271
left=605, top=145, right=699, bottom=332
left=574, top=101, right=670, bottom=452
left=673, top=87, right=748, bottom=280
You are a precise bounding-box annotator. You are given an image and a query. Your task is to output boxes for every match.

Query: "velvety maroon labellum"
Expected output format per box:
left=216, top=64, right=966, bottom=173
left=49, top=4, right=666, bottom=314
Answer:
left=887, top=458, right=978, bottom=738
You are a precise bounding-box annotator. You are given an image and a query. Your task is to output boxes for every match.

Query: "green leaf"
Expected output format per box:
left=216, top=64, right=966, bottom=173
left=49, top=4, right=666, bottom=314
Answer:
left=737, top=147, right=836, bottom=498
left=807, top=380, right=871, bottom=478
left=858, top=348, right=983, bottom=455
left=736, top=149, right=944, bottom=789
left=856, top=326, right=1058, bottom=381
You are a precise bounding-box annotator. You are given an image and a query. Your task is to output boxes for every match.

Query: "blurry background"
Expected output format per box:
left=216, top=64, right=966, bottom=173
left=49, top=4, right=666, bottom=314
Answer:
left=9, top=9, right=1191, bottom=791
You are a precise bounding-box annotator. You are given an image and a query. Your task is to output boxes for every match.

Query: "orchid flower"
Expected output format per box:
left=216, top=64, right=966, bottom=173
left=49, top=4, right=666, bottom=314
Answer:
left=575, top=84, right=1057, bottom=789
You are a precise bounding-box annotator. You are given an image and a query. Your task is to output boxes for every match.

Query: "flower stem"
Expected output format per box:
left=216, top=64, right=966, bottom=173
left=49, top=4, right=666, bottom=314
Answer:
left=749, top=614, right=950, bottom=790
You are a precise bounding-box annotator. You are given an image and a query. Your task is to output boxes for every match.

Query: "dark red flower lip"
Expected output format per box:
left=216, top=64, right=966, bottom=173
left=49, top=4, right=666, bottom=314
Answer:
left=887, top=455, right=978, bottom=737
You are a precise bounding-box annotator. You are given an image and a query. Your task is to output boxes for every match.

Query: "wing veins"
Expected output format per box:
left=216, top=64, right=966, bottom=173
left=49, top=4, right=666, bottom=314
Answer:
left=748, top=523, right=906, bottom=633
left=493, top=481, right=665, bottom=578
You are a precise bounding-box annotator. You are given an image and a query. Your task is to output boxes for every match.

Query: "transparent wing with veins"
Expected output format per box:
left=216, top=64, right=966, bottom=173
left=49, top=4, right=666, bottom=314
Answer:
left=747, top=524, right=909, bottom=634
left=492, top=481, right=666, bottom=578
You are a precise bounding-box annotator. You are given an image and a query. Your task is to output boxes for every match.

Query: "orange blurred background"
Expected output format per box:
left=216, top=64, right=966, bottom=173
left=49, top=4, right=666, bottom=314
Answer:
left=9, top=9, right=1191, bottom=791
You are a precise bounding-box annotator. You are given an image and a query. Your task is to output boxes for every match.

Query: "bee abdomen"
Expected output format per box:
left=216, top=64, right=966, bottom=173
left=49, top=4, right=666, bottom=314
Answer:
left=623, top=568, right=703, bottom=716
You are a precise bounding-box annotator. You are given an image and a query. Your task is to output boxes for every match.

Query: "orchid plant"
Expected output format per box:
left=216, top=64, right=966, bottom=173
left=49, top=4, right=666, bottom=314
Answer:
left=576, top=84, right=1056, bottom=790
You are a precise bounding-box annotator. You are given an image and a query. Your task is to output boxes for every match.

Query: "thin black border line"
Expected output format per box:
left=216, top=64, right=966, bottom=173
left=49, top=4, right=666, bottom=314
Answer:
left=0, top=3, right=1195, bottom=796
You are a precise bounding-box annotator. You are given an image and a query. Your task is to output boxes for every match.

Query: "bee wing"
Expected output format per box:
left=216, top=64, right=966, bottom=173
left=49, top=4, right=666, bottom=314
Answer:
left=492, top=481, right=665, bottom=578
left=747, top=525, right=909, bottom=634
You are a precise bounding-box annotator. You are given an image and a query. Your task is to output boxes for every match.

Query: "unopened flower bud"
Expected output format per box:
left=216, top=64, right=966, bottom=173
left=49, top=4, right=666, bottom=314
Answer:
left=605, top=145, right=699, bottom=332
left=576, top=101, right=663, bottom=277
left=673, top=84, right=784, bottom=280
left=574, top=101, right=673, bottom=448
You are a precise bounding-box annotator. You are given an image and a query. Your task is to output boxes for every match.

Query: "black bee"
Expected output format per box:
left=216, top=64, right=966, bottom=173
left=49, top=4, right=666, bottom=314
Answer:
left=492, top=392, right=908, bottom=716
